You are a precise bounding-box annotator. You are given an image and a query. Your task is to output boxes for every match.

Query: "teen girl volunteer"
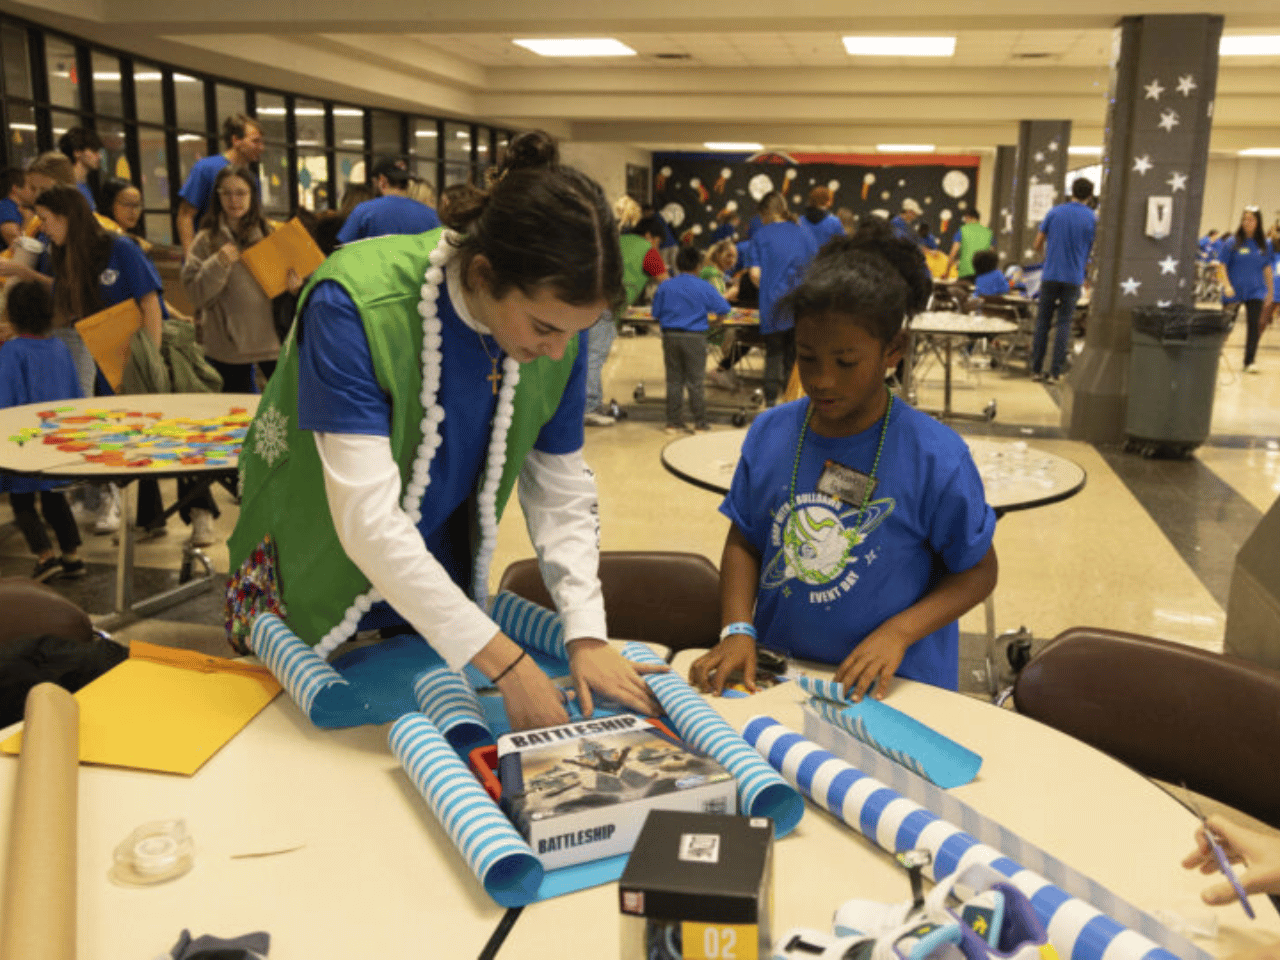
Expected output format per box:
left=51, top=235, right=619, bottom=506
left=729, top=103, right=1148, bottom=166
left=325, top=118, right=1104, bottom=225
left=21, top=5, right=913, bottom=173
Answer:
left=748, top=191, right=818, bottom=406
left=1216, top=206, right=1274, bottom=374
left=229, top=132, right=663, bottom=731
left=691, top=221, right=998, bottom=700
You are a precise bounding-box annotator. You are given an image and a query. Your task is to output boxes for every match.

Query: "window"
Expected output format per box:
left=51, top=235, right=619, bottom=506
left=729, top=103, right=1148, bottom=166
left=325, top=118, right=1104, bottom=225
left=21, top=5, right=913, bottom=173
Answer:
left=334, top=106, right=363, bottom=152
left=335, top=151, right=365, bottom=203
left=2, top=23, right=32, bottom=99
left=97, top=118, right=129, bottom=182
left=91, top=51, right=123, bottom=118
left=254, top=91, right=286, bottom=142
left=215, top=83, right=246, bottom=127
left=134, top=61, right=165, bottom=125
left=444, top=122, right=471, bottom=166
left=370, top=109, right=400, bottom=157
left=295, top=149, right=327, bottom=211
left=4, top=103, right=39, bottom=168
left=294, top=98, right=324, bottom=147
left=174, top=72, right=205, bottom=131
left=410, top=118, right=439, bottom=188
left=137, top=126, right=169, bottom=216
left=44, top=34, right=80, bottom=109
left=259, top=144, right=290, bottom=217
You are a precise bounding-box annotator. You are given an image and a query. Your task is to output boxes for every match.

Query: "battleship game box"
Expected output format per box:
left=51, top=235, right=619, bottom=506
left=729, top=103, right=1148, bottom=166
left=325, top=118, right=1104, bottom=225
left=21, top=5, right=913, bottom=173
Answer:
left=496, top=713, right=736, bottom=870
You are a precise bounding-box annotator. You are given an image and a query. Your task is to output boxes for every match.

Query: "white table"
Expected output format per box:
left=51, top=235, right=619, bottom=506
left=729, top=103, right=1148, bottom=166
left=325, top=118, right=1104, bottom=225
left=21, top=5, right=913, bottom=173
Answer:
left=0, top=653, right=1273, bottom=959
left=0, top=394, right=259, bottom=628
left=905, top=312, right=1019, bottom=422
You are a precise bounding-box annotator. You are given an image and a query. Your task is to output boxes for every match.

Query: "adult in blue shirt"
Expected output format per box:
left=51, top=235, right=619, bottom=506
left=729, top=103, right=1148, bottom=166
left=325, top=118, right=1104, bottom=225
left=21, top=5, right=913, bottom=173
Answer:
left=800, top=185, right=845, bottom=250
left=1030, top=178, right=1097, bottom=381
left=177, top=114, right=264, bottom=254
left=335, top=156, right=440, bottom=244
left=0, top=167, right=35, bottom=248
left=889, top=199, right=922, bottom=242
left=57, top=127, right=102, bottom=212
left=748, top=191, right=819, bottom=405
left=1198, top=229, right=1221, bottom=261
left=1217, top=206, right=1274, bottom=374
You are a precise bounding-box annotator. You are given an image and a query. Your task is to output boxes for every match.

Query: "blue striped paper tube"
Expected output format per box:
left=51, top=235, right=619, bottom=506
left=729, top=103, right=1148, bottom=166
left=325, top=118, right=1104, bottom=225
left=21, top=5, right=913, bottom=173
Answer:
left=389, top=712, right=543, bottom=907
left=249, top=614, right=369, bottom=728
left=413, top=668, right=492, bottom=752
left=795, top=677, right=982, bottom=788
left=489, top=591, right=569, bottom=660
left=742, top=716, right=1183, bottom=960
left=620, top=642, right=803, bottom=838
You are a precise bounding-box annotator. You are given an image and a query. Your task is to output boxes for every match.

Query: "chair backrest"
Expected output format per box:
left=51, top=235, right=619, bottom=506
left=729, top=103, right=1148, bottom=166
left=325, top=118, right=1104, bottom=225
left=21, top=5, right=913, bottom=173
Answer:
left=0, top=577, right=94, bottom=647
left=496, top=551, right=722, bottom=657
left=1013, top=627, right=1280, bottom=828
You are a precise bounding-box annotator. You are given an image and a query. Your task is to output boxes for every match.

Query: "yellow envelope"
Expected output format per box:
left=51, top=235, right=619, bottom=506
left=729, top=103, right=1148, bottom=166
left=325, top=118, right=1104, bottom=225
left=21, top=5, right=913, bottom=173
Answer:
left=74, top=298, right=144, bottom=391
left=0, top=642, right=281, bottom=776
left=240, top=216, right=325, bottom=298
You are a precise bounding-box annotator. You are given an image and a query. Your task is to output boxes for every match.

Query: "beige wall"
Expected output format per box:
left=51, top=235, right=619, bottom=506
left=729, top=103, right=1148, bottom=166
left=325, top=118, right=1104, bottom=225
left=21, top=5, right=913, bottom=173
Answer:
left=1203, top=157, right=1280, bottom=236
left=559, top=142, right=652, bottom=207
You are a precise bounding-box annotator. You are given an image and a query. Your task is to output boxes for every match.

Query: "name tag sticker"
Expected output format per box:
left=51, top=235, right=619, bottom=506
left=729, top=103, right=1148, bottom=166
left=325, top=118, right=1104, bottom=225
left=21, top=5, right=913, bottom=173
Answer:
left=816, top=459, right=876, bottom=506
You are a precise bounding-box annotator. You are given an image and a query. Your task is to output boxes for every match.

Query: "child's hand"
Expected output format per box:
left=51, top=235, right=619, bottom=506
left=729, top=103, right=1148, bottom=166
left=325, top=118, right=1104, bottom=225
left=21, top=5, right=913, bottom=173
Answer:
left=833, top=627, right=914, bottom=701
left=689, top=634, right=757, bottom=695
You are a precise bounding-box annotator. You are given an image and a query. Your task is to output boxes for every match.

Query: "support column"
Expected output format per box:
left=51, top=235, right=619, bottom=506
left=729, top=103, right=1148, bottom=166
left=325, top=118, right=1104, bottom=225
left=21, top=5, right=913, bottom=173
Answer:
left=990, top=144, right=1018, bottom=269
left=1062, top=14, right=1222, bottom=443
left=1227, top=499, right=1280, bottom=669
left=1010, top=121, right=1071, bottom=267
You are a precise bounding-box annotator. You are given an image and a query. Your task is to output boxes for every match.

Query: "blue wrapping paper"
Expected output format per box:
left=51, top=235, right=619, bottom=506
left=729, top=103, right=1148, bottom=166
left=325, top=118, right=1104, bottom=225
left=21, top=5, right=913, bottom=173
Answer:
left=621, top=642, right=804, bottom=838
left=249, top=613, right=371, bottom=728
left=413, top=668, right=491, bottom=753
left=795, top=676, right=982, bottom=788
left=741, top=715, right=1200, bottom=960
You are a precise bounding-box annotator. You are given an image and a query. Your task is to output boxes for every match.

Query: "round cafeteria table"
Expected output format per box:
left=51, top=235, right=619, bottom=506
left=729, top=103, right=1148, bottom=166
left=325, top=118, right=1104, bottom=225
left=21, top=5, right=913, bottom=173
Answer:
left=0, top=650, right=1272, bottom=959
left=905, top=312, right=1019, bottom=422
left=0, top=394, right=260, bottom=628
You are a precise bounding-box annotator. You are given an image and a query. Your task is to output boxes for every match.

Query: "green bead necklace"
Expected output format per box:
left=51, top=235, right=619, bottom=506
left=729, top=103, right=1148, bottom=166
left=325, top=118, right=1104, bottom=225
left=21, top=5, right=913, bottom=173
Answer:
left=787, top=385, right=894, bottom=533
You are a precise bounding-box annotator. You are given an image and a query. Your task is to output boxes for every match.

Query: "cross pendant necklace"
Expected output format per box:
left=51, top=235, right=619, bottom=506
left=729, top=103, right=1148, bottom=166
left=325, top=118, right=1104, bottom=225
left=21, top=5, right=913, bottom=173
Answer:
left=475, top=331, right=503, bottom=395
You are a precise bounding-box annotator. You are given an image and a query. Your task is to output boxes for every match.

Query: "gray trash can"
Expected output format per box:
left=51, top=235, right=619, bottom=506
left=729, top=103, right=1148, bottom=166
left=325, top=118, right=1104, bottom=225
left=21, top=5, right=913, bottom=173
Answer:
left=1125, top=305, right=1232, bottom=457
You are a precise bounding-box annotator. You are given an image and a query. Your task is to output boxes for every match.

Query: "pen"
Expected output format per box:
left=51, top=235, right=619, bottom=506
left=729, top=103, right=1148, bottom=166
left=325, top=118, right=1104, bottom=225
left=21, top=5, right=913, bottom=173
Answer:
left=1184, top=788, right=1255, bottom=920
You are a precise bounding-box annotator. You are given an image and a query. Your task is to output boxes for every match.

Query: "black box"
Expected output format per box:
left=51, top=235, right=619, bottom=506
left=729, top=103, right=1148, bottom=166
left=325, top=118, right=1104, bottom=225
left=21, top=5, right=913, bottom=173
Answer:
left=619, top=810, right=774, bottom=960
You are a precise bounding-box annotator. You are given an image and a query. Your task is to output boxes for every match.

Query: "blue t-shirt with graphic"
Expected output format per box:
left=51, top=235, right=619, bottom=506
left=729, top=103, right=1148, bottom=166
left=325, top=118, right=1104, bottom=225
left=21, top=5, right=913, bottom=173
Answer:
left=179, top=155, right=230, bottom=225
left=1218, top=237, right=1274, bottom=303
left=720, top=399, right=996, bottom=690
left=98, top=235, right=166, bottom=313
left=749, top=221, right=818, bottom=335
left=651, top=273, right=731, bottom=333
left=335, top=195, right=441, bottom=244
left=0, top=337, right=84, bottom=493
left=296, top=271, right=587, bottom=623
left=1038, top=202, right=1096, bottom=285
left=973, top=270, right=1010, bottom=296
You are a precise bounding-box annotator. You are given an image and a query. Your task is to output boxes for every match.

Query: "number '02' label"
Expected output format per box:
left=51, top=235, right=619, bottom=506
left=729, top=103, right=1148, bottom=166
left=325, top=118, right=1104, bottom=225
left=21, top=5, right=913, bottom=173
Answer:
left=681, top=922, right=758, bottom=960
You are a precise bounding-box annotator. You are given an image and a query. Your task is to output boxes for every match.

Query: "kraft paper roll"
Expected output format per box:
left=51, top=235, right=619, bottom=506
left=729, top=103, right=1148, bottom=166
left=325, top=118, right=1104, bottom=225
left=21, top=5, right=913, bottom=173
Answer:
left=1, top=683, right=79, bottom=960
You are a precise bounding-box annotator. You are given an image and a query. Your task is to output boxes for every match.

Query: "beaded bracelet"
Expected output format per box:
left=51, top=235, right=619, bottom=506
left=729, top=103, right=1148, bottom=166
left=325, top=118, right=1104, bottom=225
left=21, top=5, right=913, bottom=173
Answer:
left=490, top=648, right=527, bottom=685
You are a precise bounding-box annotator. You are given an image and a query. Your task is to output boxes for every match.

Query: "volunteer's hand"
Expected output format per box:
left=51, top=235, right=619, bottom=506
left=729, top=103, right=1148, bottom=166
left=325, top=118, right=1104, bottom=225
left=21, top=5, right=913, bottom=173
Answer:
left=689, top=633, right=757, bottom=695
left=497, top=651, right=571, bottom=732
left=286, top=268, right=303, bottom=295
left=833, top=625, right=913, bottom=701
left=218, top=242, right=240, bottom=264
left=567, top=638, right=666, bottom=718
left=1182, top=814, right=1280, bottom=905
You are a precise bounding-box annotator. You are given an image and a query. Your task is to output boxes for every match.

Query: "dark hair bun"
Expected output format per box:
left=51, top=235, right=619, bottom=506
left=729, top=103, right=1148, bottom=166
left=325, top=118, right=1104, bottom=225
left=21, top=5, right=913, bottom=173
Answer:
left=502, top=130, right=559, bottom=175
left=846, top=218, right=931, bottom=315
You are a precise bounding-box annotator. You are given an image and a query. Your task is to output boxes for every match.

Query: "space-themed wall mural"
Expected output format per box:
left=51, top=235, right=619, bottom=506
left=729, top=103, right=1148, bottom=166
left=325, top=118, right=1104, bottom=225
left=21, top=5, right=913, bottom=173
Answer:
left=651, top=151, right=981, bottom=246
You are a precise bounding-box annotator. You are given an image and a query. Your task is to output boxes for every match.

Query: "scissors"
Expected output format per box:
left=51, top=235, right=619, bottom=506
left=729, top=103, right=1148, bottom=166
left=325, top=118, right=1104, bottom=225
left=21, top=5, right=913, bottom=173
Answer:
left=1184, top=788, right=1255, bottom=919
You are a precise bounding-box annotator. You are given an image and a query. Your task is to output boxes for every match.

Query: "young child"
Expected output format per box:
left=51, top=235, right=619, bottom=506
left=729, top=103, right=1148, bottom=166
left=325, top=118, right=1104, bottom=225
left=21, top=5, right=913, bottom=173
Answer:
left=0, top=281, right=86, bottom=580
left=971, top=248, right=1009, bottom=296
left=651, top=245, right=731, bottom=433
left=689, top=221, right=998, bottom=699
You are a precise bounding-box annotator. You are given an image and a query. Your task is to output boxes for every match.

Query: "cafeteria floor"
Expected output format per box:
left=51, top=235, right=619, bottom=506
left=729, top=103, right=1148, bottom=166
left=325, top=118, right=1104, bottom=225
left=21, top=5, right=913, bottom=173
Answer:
left=2, top=323, right=1278, bottom=698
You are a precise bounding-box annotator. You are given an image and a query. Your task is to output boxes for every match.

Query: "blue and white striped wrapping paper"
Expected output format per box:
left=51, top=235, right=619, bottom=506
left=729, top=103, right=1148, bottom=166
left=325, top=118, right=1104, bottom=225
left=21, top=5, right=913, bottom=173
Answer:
left=795, top=676, right=982, bottom=788
left=389, top=712, right=543, bottom=907
left=412, top=668, right=491, bottom=752
left=249, top=613, right=370, bottom=728
left=489, top=591, right=568, bottom=661
left=620, top=642, right=804, bottom=838
left=742, top=715, right=1210, bottom=960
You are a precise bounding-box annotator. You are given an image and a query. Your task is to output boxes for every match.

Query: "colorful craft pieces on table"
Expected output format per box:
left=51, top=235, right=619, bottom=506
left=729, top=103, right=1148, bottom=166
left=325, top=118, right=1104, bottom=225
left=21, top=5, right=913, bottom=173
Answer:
left=5, top=404, right=252, bottom=470
left=239, top=591, right=805, bottom=907
left=794, top=675, right=982, bottom=789
left=225, top=537, right=286, bottom=653
left=742, top=716, right=1210, bottom=960
left=623, top=305, right=758, bottom=325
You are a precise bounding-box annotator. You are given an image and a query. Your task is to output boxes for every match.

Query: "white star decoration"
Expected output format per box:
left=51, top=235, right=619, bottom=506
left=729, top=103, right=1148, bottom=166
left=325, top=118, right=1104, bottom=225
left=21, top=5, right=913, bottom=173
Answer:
left=1047, top=141, right=1059, bottom=152
left=1144, top=79, right=1165, bottom=100
left=865, top=548, right=879, bottom=565
left=1177, top=74, right=1198, bottom=96
left=1045, top=163, right=1055, bottom=174
left=1029, top=174, right=1040, bottom=185
left=1167, top=171, right=1187, bottom=192
left=1132, top=155, right=1153, bottom=175
left=1121, top=277, right=1142, bottom=296
left=1158, top=110, right=1180, bottom=132
left=1158, top=256, right=1179, bottom=275
left=1157, top=300, right=1172, bottom=307
left=1034, top=151, right=1044, bottom=162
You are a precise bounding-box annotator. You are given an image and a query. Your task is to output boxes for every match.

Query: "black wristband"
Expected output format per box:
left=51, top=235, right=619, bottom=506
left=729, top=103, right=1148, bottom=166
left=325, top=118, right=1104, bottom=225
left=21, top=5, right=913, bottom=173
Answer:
left=491, top=648, right=527, bottom=686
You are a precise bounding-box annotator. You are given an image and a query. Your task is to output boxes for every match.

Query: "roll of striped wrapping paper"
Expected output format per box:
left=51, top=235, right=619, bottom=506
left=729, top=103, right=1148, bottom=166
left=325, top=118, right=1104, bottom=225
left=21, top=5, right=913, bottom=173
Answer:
left=489, top=591, right=568, bottom=661
left=249, top=613, right=370, bottom=728
left=620, top=642, right=804, bottom=838
left=412, top=668, right=492, bottom=753
left=389, top=712, right=543, bottom=908
left=742, top=716, right=1206, bottom=960
left=794, top=676, right=982, bottom=788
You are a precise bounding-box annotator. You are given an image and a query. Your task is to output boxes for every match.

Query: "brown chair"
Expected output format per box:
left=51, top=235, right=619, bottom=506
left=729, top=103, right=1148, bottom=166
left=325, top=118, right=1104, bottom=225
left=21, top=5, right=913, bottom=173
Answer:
left=1012, top=627, right=1280, bottom=829
left=495, top=551, right=722, bottom=659
left=0, top=577, right=96, bottom=647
